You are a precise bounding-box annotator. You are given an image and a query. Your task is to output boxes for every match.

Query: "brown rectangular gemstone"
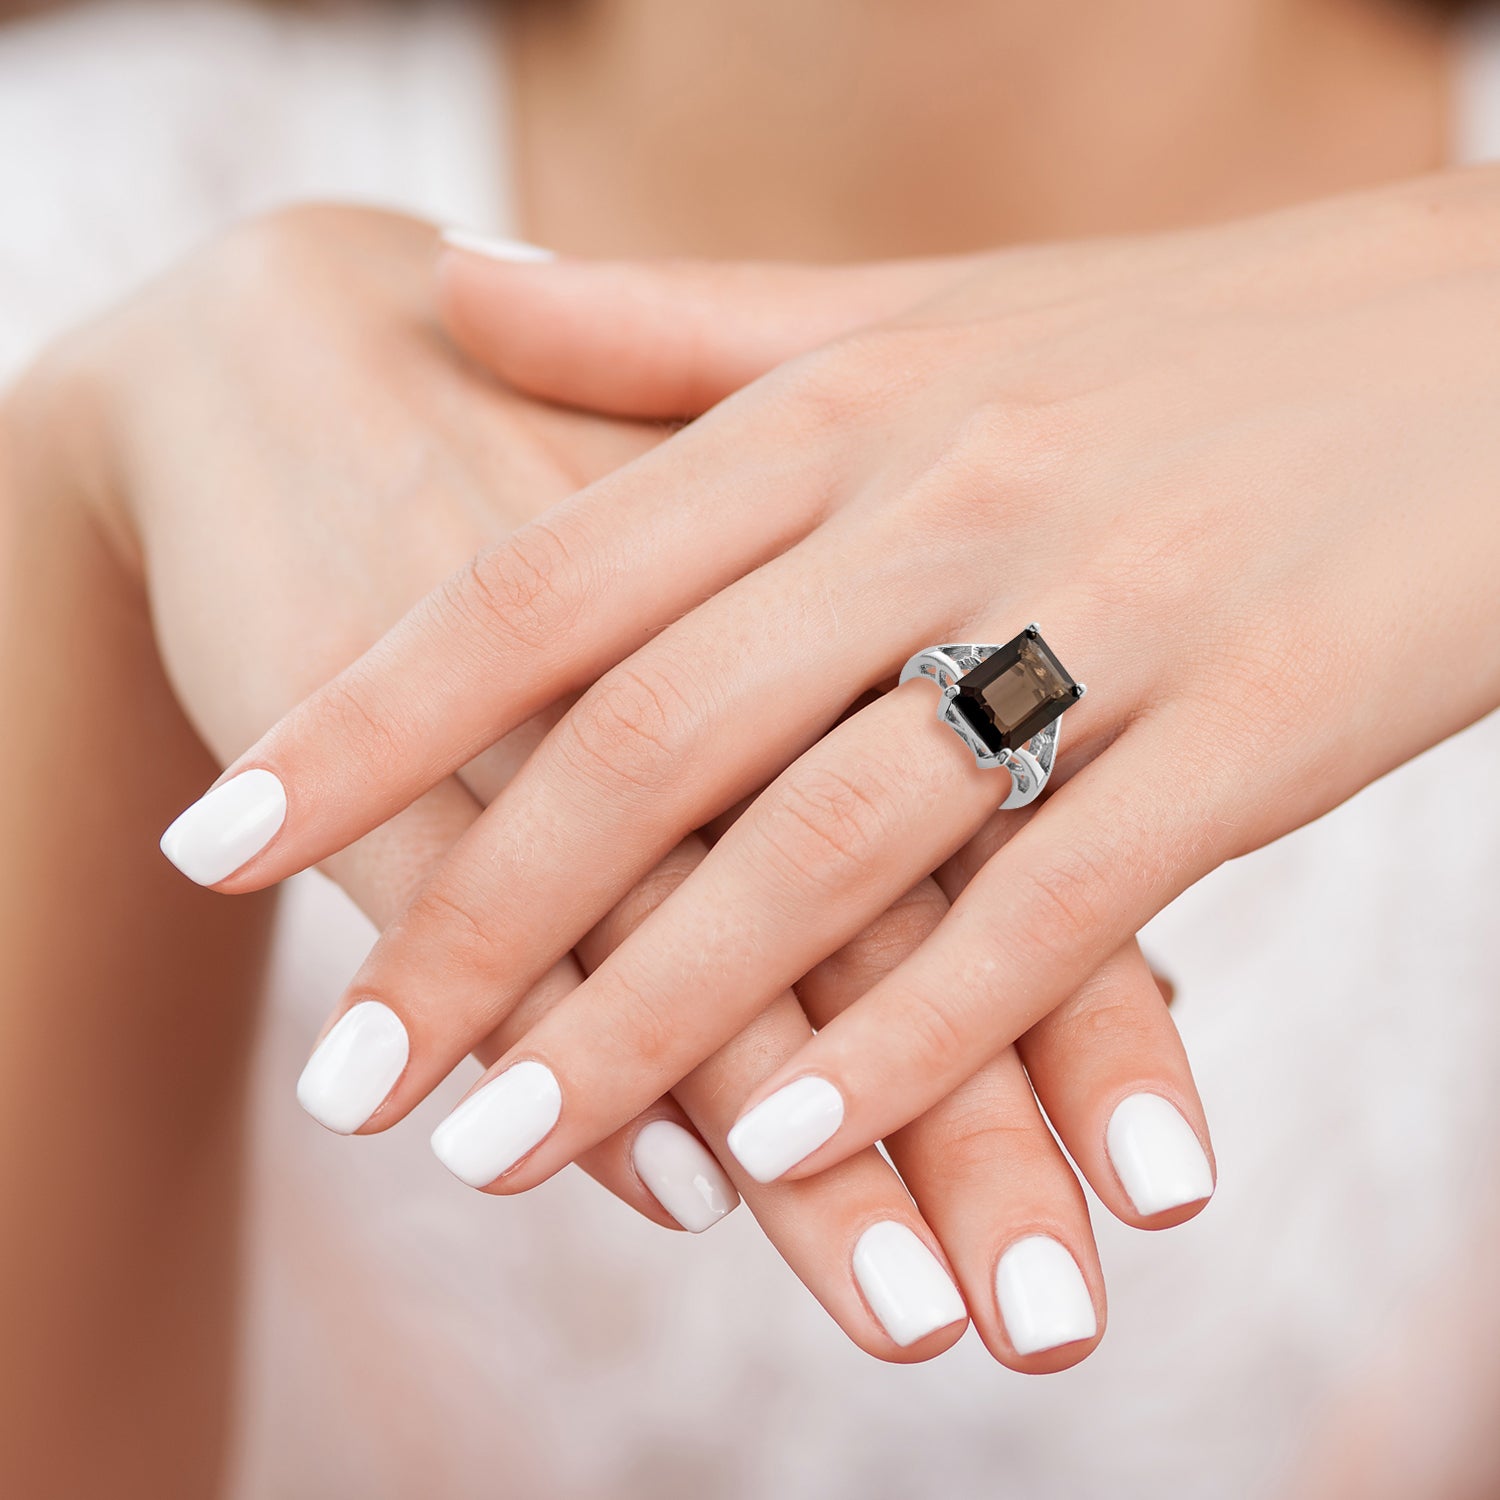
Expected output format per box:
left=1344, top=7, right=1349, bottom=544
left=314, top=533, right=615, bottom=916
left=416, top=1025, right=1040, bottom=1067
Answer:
left=953, top=629, right=1078, bottom=753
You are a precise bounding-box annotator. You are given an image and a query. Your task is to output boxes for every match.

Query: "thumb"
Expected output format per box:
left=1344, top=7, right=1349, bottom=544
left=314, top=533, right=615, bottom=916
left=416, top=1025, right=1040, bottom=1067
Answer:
left=435, top=233, right=975, bottom=419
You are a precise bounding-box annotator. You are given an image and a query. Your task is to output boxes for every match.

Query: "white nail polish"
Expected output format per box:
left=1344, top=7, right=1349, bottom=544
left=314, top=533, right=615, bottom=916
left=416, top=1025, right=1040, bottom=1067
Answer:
left=159, top=768, right=287, bottom=886
left=430, top=1060, right=562, bottom=1188
left=440, top=229, right=556, bottom=264
left=852, top=1221, right=967, bottom=1348
left=631, top=1119, right=739, bottom=1233
left=295, top=1001, right=409, bottom=1135
left=1106, top=1093, right=1215, bottom=1216
left=995, top=1236, right=1097, bottom=1355
left=725, top=1076, right=844, bottom=1184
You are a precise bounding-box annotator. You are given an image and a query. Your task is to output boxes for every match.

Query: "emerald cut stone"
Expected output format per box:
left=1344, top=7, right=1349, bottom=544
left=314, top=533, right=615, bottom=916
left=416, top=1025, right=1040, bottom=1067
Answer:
left=952, top=628, right=1081, bottom=754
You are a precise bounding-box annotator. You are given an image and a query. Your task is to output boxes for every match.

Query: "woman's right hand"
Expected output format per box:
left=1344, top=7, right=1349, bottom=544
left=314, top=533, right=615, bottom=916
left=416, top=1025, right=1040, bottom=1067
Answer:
left=12, top=204, right=1205, bottom=1366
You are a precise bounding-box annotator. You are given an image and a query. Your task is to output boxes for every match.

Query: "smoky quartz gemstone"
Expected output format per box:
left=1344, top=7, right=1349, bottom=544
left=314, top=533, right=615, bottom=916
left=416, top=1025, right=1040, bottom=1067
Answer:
left=952, top=627, right=1082, bottom=755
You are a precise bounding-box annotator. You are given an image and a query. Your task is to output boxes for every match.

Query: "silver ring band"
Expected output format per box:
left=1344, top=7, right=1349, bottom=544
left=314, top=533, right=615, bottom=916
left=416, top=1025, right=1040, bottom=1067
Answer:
left=900, top=627, right=1084, bottom=810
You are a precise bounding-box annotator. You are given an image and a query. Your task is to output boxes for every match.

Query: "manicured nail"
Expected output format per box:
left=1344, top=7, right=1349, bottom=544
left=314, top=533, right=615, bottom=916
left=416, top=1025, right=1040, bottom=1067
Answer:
left=295, top=1001, right=409, bottom=1134
left=440, top=229, right=556, bottom=264
left=430, top=1060, right=562, bottom=1188
left=726, top=1076, right=844, bottom=1183
left=159, top=768, right=286, bottom=886
left=1106, top=1093, right=1215, bottom=1216
left=995, top=1236, right=1098, bottom=1355
left=852, top=1222, right=967, bottom=1348
left=631, top=1119, right=739, bottom=1233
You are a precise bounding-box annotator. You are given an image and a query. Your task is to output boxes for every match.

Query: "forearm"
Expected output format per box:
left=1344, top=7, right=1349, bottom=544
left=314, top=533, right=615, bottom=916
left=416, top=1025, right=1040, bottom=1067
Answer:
left=0, top=373, right=275, bottom=1500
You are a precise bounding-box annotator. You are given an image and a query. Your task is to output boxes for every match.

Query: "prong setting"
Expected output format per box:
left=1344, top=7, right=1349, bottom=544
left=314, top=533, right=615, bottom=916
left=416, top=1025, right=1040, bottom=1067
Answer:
left=899, top=627, right=1083, bottom=809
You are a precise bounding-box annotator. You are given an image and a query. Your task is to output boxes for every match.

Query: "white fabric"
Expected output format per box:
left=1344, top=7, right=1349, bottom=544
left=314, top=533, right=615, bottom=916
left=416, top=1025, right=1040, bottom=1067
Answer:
left=2, top=5, right=1499, bottom=1497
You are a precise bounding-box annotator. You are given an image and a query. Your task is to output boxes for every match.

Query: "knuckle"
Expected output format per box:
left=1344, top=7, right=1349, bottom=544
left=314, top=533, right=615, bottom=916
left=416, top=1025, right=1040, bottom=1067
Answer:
left=763, top=329, right=919, bottom=437
left=925, top=1097, right=1053, bottom=1180
left=401, top=878, right=498, bottom=975
left=444, top=521, right=583, bottom=656
left=604, top=852, right=698, bottom=941
left=316, top=672, right=410, bottom=776
left=227, top=202, right=334, bottom=258
left=756, top=765, right=889, bottom=897
left=597, top=964, right=679, bottom=1070
left=1014, top=840, right=1119, bottom=964
left=205, top=205, right=366, bottom=314
left=888, top=987, right=972, bottom=1080
left=1048, top=987, right=1150, bottom=1058
left=561, top=663, right=698, bottom=796
left=827, top=884, right=947, bottom=989
left=909, top=397, right=1082, bottom=539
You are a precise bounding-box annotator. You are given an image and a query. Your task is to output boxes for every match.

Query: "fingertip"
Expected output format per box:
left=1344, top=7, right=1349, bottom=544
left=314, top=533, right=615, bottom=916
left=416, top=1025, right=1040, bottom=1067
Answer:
left=158, top=767, right=287, bottom=889
left=992, top=1333, right=1104, bottom=1376
left=1104, top=1091, right=1215, bottom=1225
left=630, top=1117, right=741, bottom=1232
left=295, top=1000, right=410, bottom=1136
left=983, top=1233, right=1106, bottom=1373
left=1116, top=1189, right=1215, bottom=1233
left=429, top=1059, right=564, bottom=1189
left=851, top=1219, right=970, bottom=1355
left=871, top=1317, right=971, bottom=1365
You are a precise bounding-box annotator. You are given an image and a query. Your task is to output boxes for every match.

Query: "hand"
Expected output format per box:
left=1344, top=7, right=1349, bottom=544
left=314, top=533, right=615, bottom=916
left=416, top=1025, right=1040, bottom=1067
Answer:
left=168, top=171, right=1500, bottom=1209
left=395, top=175, right=1491, bottom=1190
left=29, top=203, right=1200, bottom=1367
left=161, top=180, right=1275, bottom=1188
left=20, top=204, right=698, bottom=1214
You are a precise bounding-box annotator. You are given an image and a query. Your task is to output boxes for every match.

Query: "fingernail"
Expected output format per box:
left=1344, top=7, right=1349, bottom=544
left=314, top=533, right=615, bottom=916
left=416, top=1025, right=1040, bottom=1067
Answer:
left=995, top=1236, right=1098, bottom=1355
left=295, top=1000, right=409, bottom=1134
left=631, top=1119, right=739, bottom=1233
left=159, top=768, right=286, bottom=885
left=1106, top=1092, right=1215, bottom=1216
left=725, top=1076, right=844, bottom=1183
left=430, top=1060, right=562, bottom=1188
left=852, top=1221, right=967, bottom=1348
left=440, top=229, right=556, bottom=264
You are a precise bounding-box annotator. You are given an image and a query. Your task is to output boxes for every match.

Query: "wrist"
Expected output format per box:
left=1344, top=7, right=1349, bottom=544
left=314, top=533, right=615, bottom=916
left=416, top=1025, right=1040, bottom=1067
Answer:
left=4, top=332, right=140, bottom=580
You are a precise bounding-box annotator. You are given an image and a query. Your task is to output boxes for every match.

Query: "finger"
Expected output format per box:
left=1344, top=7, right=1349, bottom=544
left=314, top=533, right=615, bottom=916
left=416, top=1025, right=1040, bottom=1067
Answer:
left=464, top=955, right=738, bottom=1235
left=567, top=841, right=969, bottom=1360
left=266, top=528, right=964, bottom=1138
left=1016, top=941, right=1214, bottom=1230
left=393, top=646, right=1126, bottom=1183
left=896, top=1056, right=1108, bottom=1373
left=799, top=882, right=1104, bottom=1372
left=727, top=707, right=1226, bottom=1183
left=313, top=777, right=732, bottom=1232
left=437, top=244, right=977, bottom=418
left=931, top=814, right=1211, bottom=1225
left=159, top=399, right=834, bottom=894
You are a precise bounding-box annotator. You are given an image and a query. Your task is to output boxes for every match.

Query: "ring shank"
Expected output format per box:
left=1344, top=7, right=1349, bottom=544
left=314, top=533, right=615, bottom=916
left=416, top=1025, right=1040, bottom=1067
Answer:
left=900, top=644, right=1060, bottom=809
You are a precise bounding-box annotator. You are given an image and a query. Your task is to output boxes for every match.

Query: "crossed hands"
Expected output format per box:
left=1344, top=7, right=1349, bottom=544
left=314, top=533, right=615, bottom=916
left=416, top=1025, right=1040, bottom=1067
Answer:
left=56, top=170, right=1500, bottom=1368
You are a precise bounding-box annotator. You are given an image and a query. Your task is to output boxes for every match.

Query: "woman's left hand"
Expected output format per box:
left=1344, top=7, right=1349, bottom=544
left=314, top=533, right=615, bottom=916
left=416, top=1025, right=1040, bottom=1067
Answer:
left=166, top=169, right=1500, bottom=1195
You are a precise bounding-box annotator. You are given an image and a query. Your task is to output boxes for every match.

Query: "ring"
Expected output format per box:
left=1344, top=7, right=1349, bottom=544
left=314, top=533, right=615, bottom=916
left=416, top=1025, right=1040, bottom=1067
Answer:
left=900, top=625, right=1085, bottom=809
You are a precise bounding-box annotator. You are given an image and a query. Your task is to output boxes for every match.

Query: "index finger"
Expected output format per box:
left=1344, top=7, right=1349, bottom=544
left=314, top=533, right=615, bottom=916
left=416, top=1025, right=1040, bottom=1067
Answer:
left=157, top=411, right=829, bottom=891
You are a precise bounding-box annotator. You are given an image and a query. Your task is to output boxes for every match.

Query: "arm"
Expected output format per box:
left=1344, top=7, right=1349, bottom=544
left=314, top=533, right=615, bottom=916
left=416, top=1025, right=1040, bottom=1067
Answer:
left=0, top=364, right=276, bottom=1500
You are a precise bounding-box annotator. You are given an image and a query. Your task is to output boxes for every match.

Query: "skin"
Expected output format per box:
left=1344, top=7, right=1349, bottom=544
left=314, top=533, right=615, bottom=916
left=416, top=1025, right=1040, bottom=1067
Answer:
left=505, top=0, right=1448, bottom=256
left=207, top=169, right=1500, bottom=1225
left=101, top=212, right=1204, bottom=1347
left=0, top=205, right=1203, bottom=1498
left=0, top=377, right=273, bottom=1500
left=0, top=0, right=1468, bottom=1494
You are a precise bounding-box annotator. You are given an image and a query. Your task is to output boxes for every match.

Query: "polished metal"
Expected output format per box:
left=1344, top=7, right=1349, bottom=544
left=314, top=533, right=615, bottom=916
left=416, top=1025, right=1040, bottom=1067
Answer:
left=900, top=634, right=1083, bottom=809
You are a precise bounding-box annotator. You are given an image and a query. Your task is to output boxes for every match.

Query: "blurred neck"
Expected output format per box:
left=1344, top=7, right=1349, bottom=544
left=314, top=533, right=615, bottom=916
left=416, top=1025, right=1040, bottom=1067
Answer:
left=504, top=0, right=1449, bottom=259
